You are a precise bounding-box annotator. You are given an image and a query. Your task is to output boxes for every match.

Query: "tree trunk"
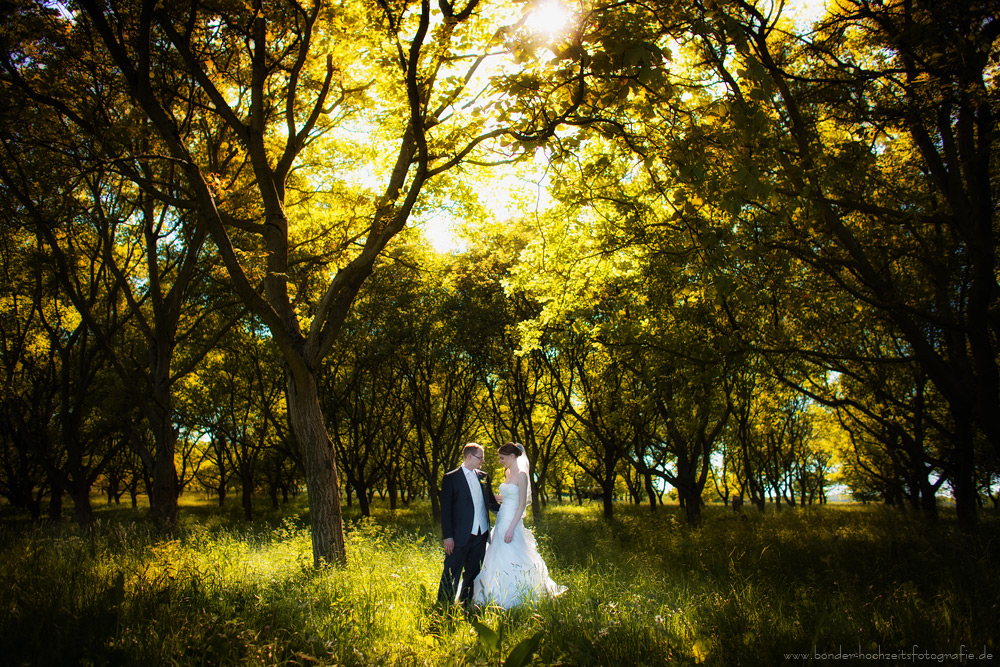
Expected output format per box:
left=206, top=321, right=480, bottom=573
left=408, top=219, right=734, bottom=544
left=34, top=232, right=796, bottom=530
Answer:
left=602, top=490, right=614, bottom=520
left=240, top=478, right=253, bottom=521
left=357, top=483, right=371, bottom=517
left=27, top=491, right=42, bottom=521
left=72, top=475, right=94, bottom=531
left=683, top=489, right=702, bottom=525
left=645, top=472, right=658, bottom=512
left=601, top=455, right=616, bottom=519
left=675, top=457, right=703, bottom=526
left=952, top=416, right=978, bottom=531
left=148, top=376, right=179, bottom=526
left=149, top=424, right=178, bottom=526
left=430, top=486, right=441, bottom=523
left=919, top=482, right=938, bottom=519
left=529, top=481, right=542, bottom=521
left=106, top=472, right=118, bottom=504
left=387, top=474, right=398, bottom=511
left=47, top=478, right=64, bottom=521
left=287, top=369, right=346, bottom=566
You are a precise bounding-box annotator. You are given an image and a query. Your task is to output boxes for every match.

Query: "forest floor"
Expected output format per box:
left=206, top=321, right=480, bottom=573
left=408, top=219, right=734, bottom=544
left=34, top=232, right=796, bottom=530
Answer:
left=1, top=497, right=997, bottom=665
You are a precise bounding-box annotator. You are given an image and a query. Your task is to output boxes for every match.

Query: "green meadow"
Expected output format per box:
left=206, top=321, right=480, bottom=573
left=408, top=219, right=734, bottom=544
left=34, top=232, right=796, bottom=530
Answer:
left=1, top=500, right=997, bottom=666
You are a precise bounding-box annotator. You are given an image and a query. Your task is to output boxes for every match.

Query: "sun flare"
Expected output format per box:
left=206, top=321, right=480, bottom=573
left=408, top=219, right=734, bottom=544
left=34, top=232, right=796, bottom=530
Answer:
left=524, top=1, right=571, bottom=38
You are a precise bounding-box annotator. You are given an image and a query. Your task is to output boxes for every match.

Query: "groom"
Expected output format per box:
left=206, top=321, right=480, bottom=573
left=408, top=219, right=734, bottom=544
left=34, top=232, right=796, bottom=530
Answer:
left=437, top=442, right=501, bottom=608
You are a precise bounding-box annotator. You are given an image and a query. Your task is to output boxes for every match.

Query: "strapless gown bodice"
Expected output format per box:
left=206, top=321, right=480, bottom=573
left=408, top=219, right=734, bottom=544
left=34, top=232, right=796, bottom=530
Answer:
left=498, top=482, right=519, bottom=499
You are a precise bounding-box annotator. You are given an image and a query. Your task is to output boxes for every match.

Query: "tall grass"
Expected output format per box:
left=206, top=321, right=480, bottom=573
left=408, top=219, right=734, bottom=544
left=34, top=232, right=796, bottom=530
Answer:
left=1, top=500, right=996, bottom=665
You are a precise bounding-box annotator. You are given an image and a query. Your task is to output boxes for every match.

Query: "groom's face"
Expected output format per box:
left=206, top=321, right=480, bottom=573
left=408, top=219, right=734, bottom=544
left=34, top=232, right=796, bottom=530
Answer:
left=466, top=449, right=485, bottom=470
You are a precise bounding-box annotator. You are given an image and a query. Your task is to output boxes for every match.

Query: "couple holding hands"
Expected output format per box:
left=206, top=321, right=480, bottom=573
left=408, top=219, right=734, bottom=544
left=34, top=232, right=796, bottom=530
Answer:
left=437, top=442, right=566, bottom=610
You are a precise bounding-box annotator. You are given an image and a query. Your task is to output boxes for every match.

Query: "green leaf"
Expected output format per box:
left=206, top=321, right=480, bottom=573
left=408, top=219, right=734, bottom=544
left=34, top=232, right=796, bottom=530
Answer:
left=503, top=632, right=543, bottom=667
left=472, top=619, right=501, bottom=652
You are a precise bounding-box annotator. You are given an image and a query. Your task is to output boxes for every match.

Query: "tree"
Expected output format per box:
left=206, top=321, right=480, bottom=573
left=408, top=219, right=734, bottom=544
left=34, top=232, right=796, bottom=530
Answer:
left=0, top=230, right=59, bottom=519
left=41, top=297, right=126, bottom=528
left=548, top=311, right=637, bottom=520
left=0, top=8, right=243, bottom=526
left=830, top=365, right=949, bottom=514
left=464, top=224, right=571, bottom=518
left=399, top=253, right=499, bottom=522
left=678, top=0, right=1000, bottom=527
left=180, top=326, right=285, bottom=520
left=533, top=0, right=999, bottom=528
left=2, top=0, right=593, bottom=564
left=322, top=327, right=410, bottom=517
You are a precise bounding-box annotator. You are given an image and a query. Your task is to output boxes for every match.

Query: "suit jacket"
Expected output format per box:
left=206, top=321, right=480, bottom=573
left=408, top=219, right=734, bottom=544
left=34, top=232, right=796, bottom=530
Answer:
left=440, top=466, right=502, bottom=547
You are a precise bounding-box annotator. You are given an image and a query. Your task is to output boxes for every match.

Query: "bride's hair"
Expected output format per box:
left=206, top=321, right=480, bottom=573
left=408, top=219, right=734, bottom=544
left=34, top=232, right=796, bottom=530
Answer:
left=497, top=442, right=522, bottom=458
left=498, top=442, right=532, bottom=505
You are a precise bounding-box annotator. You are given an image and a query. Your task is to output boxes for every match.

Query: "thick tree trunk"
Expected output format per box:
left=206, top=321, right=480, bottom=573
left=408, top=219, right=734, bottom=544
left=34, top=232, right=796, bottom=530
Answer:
left=47, top=478, right=63, bottom=521
left=530, top=482, right=542, bottom=521
left=430, top=485, right=441, bottom=523
left=242, top=480, right=253, bottom=521
left=148, top=357, right=179, bottom=526
left=357, top=483, right=371, bottom=517
left=64, top=435, right=96, bottom=530
left=287, top=369, right=346, bottom=566
left=601, top=455, right=617, bottom=519
left=129, top=476, right=139, bottom=508
left=387, top=474, right=398, bottom=511
left=919, top=483, right=938, bottom=519
left=674, top=458, right=703, bottom=526
left=27, top=492, right=42, bottom=521
left=682, top=488, right=702, bottom=525
left=149, top=413, right=179, bottom=527
left=602, top=490, right=614, bottom=520
left=106, top=470, right=121, bottom=504
left=952, top=416, right=978, bottom=531
left=71, top=470, right=94, bottom=530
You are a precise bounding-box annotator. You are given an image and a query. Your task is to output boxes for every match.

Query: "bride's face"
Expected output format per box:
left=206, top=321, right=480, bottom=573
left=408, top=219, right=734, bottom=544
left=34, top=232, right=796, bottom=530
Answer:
left=499, top=453, right=513, bottom=470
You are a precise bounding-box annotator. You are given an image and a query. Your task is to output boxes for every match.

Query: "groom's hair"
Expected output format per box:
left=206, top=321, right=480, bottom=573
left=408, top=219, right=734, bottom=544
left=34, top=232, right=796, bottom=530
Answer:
left=462, top=443, right=484, bottom=459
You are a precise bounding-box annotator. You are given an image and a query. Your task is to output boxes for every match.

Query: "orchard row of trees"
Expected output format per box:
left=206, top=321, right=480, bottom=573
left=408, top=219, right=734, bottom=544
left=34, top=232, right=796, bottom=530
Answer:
left=1, top=0, right=998, bottom=563
left=3, top=221, right=997, bottom=528
left=0, top=225, right=835, bottom=525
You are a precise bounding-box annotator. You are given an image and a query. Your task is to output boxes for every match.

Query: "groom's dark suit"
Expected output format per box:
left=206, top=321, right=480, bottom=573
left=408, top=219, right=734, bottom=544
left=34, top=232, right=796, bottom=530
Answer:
left=437, top=465, right=501, bottom=606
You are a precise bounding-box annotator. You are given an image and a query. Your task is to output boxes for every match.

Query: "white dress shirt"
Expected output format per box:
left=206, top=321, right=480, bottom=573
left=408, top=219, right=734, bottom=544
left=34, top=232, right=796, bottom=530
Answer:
left=462, top=466, right=488, bottom=535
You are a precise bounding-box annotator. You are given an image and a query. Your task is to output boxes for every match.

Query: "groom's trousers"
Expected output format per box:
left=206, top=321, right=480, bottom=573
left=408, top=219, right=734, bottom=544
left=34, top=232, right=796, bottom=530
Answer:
left=437, top=530, right=489, bottom=607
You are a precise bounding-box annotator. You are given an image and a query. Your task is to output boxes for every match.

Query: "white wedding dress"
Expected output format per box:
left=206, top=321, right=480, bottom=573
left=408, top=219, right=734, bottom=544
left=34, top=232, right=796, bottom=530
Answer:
left=472, top=482, right=566, bottom=608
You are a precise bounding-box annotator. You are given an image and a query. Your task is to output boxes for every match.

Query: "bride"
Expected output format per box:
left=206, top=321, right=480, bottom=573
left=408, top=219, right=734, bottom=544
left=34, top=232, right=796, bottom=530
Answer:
left=473, top=442, right=566, bottom=608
